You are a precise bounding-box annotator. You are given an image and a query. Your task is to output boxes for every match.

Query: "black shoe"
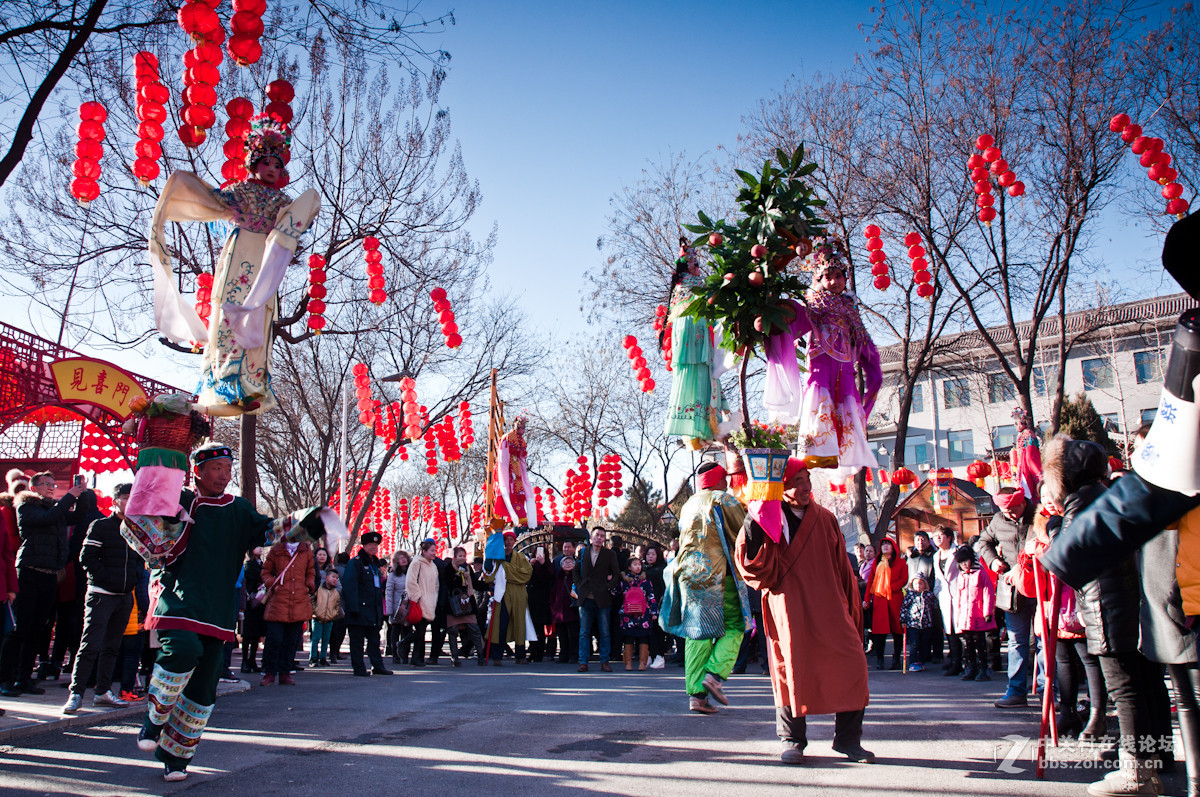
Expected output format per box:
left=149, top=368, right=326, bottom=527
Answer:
left=372, top=667, right=393, bottom=676
left=0, top=682, right=22, bottom=697
left=319, top=658, right=329, bottom=667
left=137, top=721, right=163, bottom=752
left=15, top=682, right=45, bottom=695
left=410, top=661, right=426, bottom=668
left=832, top=742, right=876, bottom=763
left=960, top=666, right=978, bottom=681
left=240, top=663, right=254, bottom=674
left=352, top=670, right=370, bottom=677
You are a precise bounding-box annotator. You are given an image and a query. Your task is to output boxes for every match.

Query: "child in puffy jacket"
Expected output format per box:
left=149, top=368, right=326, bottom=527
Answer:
left=619, top=558, right=658, bottom=671
left=952, top=546, right=996, bottom=681
left=900, top=577, right=935, bottom=672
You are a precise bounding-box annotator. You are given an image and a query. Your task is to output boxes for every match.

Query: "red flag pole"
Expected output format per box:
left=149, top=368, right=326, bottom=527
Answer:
left=1032, top=559, right=1062, bottom=778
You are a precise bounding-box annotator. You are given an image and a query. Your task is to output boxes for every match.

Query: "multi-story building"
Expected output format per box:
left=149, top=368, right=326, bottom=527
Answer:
left=866, top=292, right=1198, bottom=481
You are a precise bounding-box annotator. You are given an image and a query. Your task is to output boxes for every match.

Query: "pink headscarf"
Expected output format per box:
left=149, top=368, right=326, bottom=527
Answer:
left=697, top=464, right=727, bottom=490
left=994, top=490, right=1026, bottom=515
left=784, top=457, right=808, bottom=482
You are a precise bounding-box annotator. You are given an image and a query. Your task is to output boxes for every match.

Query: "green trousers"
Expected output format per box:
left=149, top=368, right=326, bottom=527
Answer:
left=684, top=575, right=744, bottom=696
left=145, top=630, right=225, bottom=770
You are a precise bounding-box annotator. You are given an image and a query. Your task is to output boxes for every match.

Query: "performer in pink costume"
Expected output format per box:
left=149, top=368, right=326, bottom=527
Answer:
left=763, top=238, right=882, bottom=471
left=1009, top=407, right=1042, bottom=499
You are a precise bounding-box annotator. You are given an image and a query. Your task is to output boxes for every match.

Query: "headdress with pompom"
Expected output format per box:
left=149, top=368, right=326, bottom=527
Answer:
left=244, top=113, right=291, bottom=169
left=801, top=236, right=849, bottom=275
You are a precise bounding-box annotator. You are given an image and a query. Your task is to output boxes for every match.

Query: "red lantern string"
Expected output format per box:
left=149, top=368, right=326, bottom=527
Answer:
left=363, top=236, right=386, bottom=305
left=399, top=377, right=421, bottom=441
left=423, top=428, right=438, bottom=476
left=1109, top=113, right=1189, bottom=218
left=904, top=231, right=934, bottom=299
left=72, top=101, right=107, bottom=204
left=220, top=96, right=253, bottom=185
left=177, top=7, right=224, bottom=147
left=352, top=362, right=375, bottom=425
left=306, top=253, right=327, bottom=332
left=458, top=401, right=475, bottom=449
left=862, top=223, right=891, bottom=291
left=430, top=287, right=462, bottom=348
left=622, top=334, right=655, bottom=392
left=264, top=78, right=294, bottom=126
left=227, top=0, right=265, bottom=66
left=194, top=271, right=214, bottom=331
left=131, top=52, right=165, bottom=186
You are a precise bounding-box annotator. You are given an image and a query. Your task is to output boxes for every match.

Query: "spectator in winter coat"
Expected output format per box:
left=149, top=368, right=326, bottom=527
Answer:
left=310, top=570, right=342, bottom=666
left=1043, top=434, right=1172, bottom=794
left=951, top=546, right=996, bottom=682
left=445, top=546, right=484, bottom=666
left=550, top=543, right=579, bottom=665
left=900, top=577, right=935, bottom=672
left=0, top=472, right=83, bottom=696
left=63, top=483, right=141, bottom=714
left=384, top=551, right=409, bottom=664
left=865, top=538, right=907, bottom=671
left=930, top=526, right=961, bottom=675
left=341, top=533, right=391, bottom=677
left=406, top=540, right=440, bottom=668
left=259, top=539, right=316, bottom=686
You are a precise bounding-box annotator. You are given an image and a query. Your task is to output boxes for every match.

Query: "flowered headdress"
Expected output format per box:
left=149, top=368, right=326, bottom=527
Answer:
left=801, top=236, right=849, bottom=275
left=244, top=113, right=291, bottom=169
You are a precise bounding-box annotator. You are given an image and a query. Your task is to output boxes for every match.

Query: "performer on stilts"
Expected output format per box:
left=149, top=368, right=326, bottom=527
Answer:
left=147, top=113, right=320, bottom=416
left=491, top=414, right=536, bottom=530
left=134, top=442, right=329, bottom=781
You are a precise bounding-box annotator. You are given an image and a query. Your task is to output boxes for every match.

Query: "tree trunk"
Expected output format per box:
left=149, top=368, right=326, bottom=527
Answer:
left=240, top=413, right=257, bottom=508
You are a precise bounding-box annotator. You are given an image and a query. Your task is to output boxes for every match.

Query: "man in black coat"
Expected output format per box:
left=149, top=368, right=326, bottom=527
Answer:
left=341, top=532, right=391, bottom=677
left=0, top=472, right=84, bottom=696
left=63, top=483, right=140, bottom=713
left=574, top=527, right=620, bottom=673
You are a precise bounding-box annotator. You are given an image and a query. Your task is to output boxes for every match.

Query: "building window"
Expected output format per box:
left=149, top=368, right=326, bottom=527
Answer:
left=943, top=377, right=970, bottom=409
left=948, top=430, right=974, bottom=462
left=1081, top=358, right=1114, bottom=391
left=1135, top=349, right=1166, bottom=385
left=992, top=424, right=1016, bottom=450
left=904, top=435, right=928, bottom=466
left=911, top=383, right=924, bottom=414
left=1141, top=407, right=1157, bottom=425
left=1033, top=365, right=1050, bottom=397
left=1102, top=413, right=1121, bottom=432
left=988, top=373, right=1016, bottom=404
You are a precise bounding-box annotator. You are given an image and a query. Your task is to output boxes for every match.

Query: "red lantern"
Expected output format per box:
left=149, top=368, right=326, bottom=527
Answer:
left=978, top=206, right=997, bottom=224
left=1109, top=113, right=1130, bottom=132
left=266, top=79, right=295, bottom=103
left=916, top=283, right=934, bottom=298
left=1167, top=198, right=1190, bottom=217
left=975, top=133, right=994, bottom=150
left=1008, top=181, right=1025, bottom=197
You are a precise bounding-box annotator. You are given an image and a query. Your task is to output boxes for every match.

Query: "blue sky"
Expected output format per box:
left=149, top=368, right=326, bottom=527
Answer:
left=428, top=1, right=867, bottom=337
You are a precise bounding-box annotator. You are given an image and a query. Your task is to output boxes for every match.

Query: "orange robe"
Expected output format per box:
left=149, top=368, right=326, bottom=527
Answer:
left=735, top=502, right=869, bottom=716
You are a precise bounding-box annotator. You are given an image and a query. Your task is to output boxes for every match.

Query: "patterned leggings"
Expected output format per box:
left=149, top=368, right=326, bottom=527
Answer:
left=144, top=630, right=225, bottom=770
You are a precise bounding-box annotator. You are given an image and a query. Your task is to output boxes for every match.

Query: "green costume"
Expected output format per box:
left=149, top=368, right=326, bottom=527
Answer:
left=488, top=550, right=533, bottom=646
left=664, top=271, right=728, bottom=446
left=675, top=489, right=751, bottom=698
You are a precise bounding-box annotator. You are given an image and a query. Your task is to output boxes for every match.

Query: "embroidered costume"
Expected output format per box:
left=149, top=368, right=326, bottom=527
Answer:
left=492, top=418, right=536, bottom=528
left=1010, top=407, right=1043, bottom=499
left=146, top=115, right=320, bottom=416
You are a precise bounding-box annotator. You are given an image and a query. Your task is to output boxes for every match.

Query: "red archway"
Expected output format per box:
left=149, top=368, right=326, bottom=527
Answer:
left=0, top=322, right=185, bottom=481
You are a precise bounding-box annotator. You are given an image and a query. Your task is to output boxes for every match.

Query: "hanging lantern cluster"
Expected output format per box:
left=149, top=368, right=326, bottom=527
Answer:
left=430, top=287, right=462, bottom=348
left=263, top=79, right=294, bottom=125
left=1109, top=113, right=1190, bottom=218
left=892, top=466, right=917, bottom=493
left=595, top=454, right=622, bottom=510
left=546, top=489, right=559, bottom=523
left=194, top=271, right=214, bottom=332
left=622, top=335, right=655, bottom=392
left=177, top=16, right=225, bottom=148
left=434, top=414, right=461, bottom=462
left=652, top=305, right=673, bottom=369
left=374, top=401, right=401, bottom=446
left=423, top=428, right=438, bottom=476
left=469, top=503, right=482, bottom=535
left=966, top=460, right=992, bottom=489
left=458, top=401, right=475, bottom=449
left=362, top=236, right=386, bottom=304
left=904, top=232, right=934, bottom=299
left=79, top=423, right=127, bottom=474
left=220, top=96, right=253, bottom=184
left=398, top=497, right=411, bottom=538
left=532, top=486, right=545, bottom=524
left=352, top=363, right=374, bottom=425
left=227, top=0, right=266, bottom=66
left=968, top=134, right=1024, bottom=230
left=877, top=469, right=891, bottom=487
left=131, top=52, right=166, bottom=185
left=564, top=457, right=593, bottom=522
left=72, top=101, right=107, bottom=204
left=399, top=377, right=422, bottom=440
left=863, top=223, right=891, bottom=290
left=305, top=253, right=327, bottom=332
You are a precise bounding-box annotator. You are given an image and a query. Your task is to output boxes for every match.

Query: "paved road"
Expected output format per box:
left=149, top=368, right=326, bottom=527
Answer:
left=0, top=659, right=1177, bottom=796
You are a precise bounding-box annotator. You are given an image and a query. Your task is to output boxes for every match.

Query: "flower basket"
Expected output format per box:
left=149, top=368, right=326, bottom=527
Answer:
left=741, top=448, right=791, bottom=501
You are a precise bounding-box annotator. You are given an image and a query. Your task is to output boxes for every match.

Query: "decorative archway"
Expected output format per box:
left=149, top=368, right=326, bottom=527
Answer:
left=0, top=322, right=184, bottom=478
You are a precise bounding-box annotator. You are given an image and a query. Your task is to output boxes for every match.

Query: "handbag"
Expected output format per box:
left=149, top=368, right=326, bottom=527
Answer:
left=449, top=589, right=474, bottom=618
left=406, top=599, right=424, bottom=625
left=1058, top=584, right=1085, bottom=635
left=996, top=571, right=1027, bottom=613
left=248, top=584, right=268, bottom=608
left=659, top=505, right=747, bottom=640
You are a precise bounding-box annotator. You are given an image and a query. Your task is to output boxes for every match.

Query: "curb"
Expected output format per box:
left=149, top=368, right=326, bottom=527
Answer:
left=0, top=681, right=252, bottom=744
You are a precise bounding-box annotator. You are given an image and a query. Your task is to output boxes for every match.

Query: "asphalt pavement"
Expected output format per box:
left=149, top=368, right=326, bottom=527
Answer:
left=0, top=653, right=1184, bottom=797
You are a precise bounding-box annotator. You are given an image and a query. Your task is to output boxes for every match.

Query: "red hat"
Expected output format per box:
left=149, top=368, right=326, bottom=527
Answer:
left=503, top=530, right=517, bottom=540
left=696, top=463, right=727, bottom=490
left=784, top=457, right=808, bottom=482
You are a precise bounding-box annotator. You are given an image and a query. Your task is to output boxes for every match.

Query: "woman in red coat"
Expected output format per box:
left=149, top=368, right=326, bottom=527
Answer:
left=865, top=538, right=907, bottom=670
left=260, top=540, right=315, bottom=686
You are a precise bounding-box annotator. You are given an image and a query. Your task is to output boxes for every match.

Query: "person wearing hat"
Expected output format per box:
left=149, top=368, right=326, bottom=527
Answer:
left=672, top=461, right=751, bottom=714
left=62, top=483, right=141, bottom=715
left=483, top=529, right=534, bottom=666
left=735, top=457, right=873, bottom=766
left=135, top=442, right=302, bottom=782
left=341, top=530, right=391, bottom=677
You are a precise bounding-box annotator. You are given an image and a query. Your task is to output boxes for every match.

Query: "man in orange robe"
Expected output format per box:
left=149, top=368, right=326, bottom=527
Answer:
left=734, top=457, right=872, bottom=766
